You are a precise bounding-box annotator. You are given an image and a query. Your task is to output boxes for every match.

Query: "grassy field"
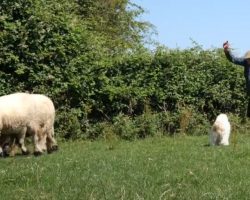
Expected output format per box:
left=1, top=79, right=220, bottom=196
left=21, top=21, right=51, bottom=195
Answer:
left=1, top=134, right=250, bottom=200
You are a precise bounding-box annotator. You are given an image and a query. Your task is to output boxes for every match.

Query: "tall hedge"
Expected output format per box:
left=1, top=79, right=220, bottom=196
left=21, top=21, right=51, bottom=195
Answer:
left=0, top=0, right=247, bottom=139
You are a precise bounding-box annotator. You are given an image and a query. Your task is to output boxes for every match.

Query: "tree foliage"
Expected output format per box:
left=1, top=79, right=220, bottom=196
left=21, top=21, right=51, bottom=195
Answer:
left=76, top=0, right=151, bottom=52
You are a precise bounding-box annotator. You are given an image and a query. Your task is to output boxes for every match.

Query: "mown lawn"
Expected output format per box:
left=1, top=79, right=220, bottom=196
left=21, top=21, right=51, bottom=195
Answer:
left=0, top=134, right=250, bottom=200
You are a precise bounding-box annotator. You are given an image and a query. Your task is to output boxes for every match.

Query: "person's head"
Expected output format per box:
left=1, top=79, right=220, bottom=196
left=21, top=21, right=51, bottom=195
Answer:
left=244, top=51, right=250, bottom=64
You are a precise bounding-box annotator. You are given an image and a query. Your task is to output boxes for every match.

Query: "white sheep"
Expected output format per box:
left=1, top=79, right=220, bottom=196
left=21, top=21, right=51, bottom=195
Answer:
left=0, top=92, right=58, bottom=156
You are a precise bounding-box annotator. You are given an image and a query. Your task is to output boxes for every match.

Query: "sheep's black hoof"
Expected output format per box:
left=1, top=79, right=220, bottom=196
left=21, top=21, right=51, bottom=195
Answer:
left=47, top=145, right=58, bottom=154
left=34, top=151, right=43, bottom=156
left=3, top=152, right=10, bottom=157
left=0, top=151, right=9, bottom=158
left=22, top=150, right=30, bottom=155
left=52, top=145, right=58, bottom=151
left=47, top=149, right=52, bottom=154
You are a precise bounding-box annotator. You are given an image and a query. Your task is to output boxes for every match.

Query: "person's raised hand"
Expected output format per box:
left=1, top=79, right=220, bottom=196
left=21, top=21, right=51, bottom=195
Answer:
left=223, top=41, right=229, bottom=51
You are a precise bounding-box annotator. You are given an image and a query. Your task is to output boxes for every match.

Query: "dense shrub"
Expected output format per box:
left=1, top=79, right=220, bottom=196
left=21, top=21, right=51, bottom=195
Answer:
left=0, top=0, right=247, bottom=139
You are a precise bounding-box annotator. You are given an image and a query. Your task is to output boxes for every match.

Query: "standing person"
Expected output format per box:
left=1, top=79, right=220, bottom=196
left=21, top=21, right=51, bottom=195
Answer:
left=223, top=41, right=250, bottom=117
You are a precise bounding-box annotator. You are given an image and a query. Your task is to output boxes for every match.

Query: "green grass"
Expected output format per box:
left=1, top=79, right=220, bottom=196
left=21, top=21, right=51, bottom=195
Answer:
left=1, top=135, right=250, bottom=199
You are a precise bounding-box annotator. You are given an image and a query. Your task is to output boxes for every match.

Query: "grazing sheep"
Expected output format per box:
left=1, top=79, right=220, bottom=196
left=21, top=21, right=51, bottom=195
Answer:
left=0, top=92, right=58, bottom=156
left=210, top=113, right=231, bottom=146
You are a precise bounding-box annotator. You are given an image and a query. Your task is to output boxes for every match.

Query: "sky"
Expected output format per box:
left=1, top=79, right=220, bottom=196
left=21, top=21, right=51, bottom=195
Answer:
left=132, top=0, right=250, bottom=56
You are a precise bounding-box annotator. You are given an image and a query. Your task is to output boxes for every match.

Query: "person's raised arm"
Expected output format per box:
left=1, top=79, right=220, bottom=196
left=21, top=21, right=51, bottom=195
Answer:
left=223, top=41, right=245, bottom=66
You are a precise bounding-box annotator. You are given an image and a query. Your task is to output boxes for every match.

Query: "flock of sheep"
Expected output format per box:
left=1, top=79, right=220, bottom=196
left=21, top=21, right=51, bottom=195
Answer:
left=0, top=92, right=58, bottom=157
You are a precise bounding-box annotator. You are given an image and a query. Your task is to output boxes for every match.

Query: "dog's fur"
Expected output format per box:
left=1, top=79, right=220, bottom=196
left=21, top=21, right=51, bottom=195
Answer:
left=210, top=114, right=231, bottom=146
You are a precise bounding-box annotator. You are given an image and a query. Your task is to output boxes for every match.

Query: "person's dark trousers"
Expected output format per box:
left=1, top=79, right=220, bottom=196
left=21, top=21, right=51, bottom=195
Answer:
left=240, top=96, right=250, bottom=123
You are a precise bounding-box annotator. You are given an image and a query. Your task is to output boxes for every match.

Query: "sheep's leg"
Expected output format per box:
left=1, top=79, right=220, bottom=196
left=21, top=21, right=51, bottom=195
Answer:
left=32, top=127, right=47, bottom=156
left=46, top=127, right=58, bottom=153
left=33, top=133, right=42, bottom=156
left=0, top=146, right=3, bottom=157
left=0, top=135, right=12, bottom=157
left=17, top=127, right=29, bottom=155
left=0, top=133, right=5, bottom=157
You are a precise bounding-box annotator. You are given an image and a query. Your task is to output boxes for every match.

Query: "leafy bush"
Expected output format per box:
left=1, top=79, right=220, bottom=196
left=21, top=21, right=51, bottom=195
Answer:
left=113, top=113, right=138, bottom=140
left=0, top=1, right=248, bottom=140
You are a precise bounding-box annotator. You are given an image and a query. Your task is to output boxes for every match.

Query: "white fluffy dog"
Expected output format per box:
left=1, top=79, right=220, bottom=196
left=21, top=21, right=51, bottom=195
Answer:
left=210, top=113, right=231, bottom=146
